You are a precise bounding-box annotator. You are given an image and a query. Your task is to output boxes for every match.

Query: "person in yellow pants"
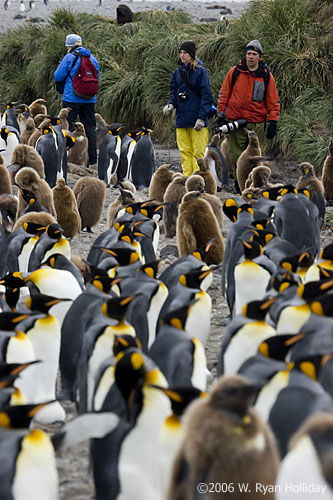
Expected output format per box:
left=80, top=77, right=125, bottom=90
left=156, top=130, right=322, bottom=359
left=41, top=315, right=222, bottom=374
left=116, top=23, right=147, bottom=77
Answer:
left=163, top=40, right=214, bottom=177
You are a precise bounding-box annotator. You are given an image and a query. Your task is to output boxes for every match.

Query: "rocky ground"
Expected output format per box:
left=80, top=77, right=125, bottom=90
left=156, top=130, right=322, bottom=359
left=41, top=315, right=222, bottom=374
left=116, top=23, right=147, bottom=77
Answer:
left=0, top=0, right=251, bottom=33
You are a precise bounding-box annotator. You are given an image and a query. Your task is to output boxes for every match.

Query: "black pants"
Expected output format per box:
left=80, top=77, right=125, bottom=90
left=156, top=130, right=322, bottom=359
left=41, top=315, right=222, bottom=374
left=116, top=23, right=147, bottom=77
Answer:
left=63, top=101, right=97, bottom=165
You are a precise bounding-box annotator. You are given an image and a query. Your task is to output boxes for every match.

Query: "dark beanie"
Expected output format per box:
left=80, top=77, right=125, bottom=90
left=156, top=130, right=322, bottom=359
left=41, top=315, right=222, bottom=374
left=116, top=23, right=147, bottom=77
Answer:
left=179, top=41, right=196, bottom=59
left=245, top=39, right=262, bottom=56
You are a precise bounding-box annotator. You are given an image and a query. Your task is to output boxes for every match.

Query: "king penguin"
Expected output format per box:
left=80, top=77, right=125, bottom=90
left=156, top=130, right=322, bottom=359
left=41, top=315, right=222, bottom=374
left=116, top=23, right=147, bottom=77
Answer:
left=28, top=223, right=71, bottom=271
left=130, top=127, right=155, bottom=189
left=98, top=123, right=124, bottom=186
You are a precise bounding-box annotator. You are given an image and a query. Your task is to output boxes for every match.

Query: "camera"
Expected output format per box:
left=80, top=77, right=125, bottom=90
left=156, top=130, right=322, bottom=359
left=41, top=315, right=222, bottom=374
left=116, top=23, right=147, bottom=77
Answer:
left=178, top=92, right=189, bottom=102
left=213, top=118, right=247, bottom=134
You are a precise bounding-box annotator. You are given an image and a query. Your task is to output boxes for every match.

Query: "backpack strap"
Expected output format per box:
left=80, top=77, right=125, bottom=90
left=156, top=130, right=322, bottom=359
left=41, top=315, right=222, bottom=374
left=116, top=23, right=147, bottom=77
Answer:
left=178, top=69, right=201, bottom=98
left=68, top=51, right=80, bottom=81
left=231, top=65, right=270, bottom=97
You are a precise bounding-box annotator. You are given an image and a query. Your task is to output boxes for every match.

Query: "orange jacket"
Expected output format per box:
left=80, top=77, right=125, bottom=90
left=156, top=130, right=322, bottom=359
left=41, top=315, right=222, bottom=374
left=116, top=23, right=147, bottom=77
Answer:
left=217, top=59, right=280, bottom=123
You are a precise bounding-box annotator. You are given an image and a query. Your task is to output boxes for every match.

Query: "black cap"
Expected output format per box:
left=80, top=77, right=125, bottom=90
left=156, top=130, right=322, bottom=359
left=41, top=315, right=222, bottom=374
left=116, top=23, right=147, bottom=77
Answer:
left=179, top=41, right=196, bottom=59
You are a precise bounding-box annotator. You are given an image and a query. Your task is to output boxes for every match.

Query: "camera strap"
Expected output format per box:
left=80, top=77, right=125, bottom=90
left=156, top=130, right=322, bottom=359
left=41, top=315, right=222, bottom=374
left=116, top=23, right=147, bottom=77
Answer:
left=178, top=70, right=201, bottom=98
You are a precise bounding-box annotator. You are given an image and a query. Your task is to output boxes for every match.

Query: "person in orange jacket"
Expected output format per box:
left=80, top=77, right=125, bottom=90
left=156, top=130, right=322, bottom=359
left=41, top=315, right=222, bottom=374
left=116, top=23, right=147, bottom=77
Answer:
left=217, top=40, right=280, bottom=187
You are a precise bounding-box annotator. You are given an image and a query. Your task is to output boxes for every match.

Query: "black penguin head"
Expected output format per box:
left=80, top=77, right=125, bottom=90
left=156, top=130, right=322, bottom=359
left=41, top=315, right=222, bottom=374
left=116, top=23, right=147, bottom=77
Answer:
left=0, top=272, right=26, bottom=289
left=302, top=278, right=333, bottom=303
left=242, top=297, right=276, bottom=320
left=258, top=334, right=305, bottom=361
left=294, top=354, right=333, bottom=381
left=22, top=221, right=47, bottom=235
left=25, top=293, right=71, bottom=314
left=114, top=348, right=146, bottom=415
left=179, top=267, right=213, bottom=289
left=321, top=243, right=333, bottom=261
left=138, top=260, right=162, bottom=279
left=311, top=294, right=333, bottom=317
left=159, top=299, right=198, bottom=330
left=99, top=246, right=140, bottom=266
left=0, top=401, right=54, bottom=429
left=0, top=311, right=31, bottom=331
left=223, top=198, right=239, bottom=222
left=46, top=223, right=64, bottom=239
left=279, top=185, right=298, bottom=197
left=269, top=270, right=301, bottom=293
left=240, top=239, right=263, bottom=260
left=107, top=123, right=125, bottom=135
left=101, top=295, right=136, bottom=321
left=0, top=360, right=40, bottom=379
left=279, top=252, right=314, bottom=273
left=113, top=335, right=142, bottom=357
left=148, top=385, right=206, bottom=416
left=192, top=239, right=216, bottom=262
left=2, top=287, right=20, bottom=311
left=14, top=184, right=37, bottom=205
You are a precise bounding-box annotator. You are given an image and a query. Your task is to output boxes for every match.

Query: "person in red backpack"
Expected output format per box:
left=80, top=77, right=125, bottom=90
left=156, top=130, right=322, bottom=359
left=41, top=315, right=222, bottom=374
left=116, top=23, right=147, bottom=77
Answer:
left=54, top=34, right=99, bottom=168
left=216, top=40, right=280, bottom=189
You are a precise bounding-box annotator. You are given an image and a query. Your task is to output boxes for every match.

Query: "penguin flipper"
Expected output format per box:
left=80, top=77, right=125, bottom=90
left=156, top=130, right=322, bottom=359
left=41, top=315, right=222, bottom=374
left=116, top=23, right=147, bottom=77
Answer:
left=52, top=412, right=120, bottom=452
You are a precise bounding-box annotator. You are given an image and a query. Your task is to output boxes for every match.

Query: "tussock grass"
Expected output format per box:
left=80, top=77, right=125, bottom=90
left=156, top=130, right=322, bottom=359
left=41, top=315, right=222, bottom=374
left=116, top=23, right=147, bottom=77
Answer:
left=0, top=0, right=331, bottom=170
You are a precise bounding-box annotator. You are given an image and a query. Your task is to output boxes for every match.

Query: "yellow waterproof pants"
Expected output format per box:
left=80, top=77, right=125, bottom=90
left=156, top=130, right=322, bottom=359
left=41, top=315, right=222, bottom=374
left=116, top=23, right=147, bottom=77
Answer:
left=176, top=127, right=209, bottom=177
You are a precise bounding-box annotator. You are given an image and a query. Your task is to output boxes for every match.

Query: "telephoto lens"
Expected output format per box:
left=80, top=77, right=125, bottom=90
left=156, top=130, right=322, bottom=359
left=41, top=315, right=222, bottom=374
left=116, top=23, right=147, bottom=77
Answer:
left=219, top=118, right=247, bottom=133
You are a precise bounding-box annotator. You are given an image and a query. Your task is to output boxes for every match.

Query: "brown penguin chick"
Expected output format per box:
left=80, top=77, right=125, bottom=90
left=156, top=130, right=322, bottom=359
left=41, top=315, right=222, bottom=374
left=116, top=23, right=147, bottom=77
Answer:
left=28, top=117, right=51, bottom=148
left=73, top=177, right=106, bottom=232
left=148, top=163, right=174, bottom=203
left=107, top=183, right=138, bottom=228
left=195, top=158, right=217, bottom=195
left=29, top=98, right=47, bottom=118
left=168, top=374, right=280, bottom=500
left=20, top=117, right=36, bottom=145
left=221, top=135, right=233, bottom=173
left=0, top=193, right=18, bottom=234
left=52, top=178, right=81, bottom=239
left=15, top=167, right=56, bottom=218
left=57, top=107, right=71, bottom=130
left=296, top=162, right=326, bottom=227
left=250, top=165, right=272, bottom=189
left=67, top=122, right=89, bottom=167
left=177, top=191, right=224, bottom=265
left=162, top=174, right=187, bottom=238
left=185, top=175, right=223, bottom=230
left=321, top=140, right=333, bottom=202
left=33, top=113, right=47, bottom=128
left=95, top=112, right=108, bottom=150
left=7, top=144, right=45, bottom=184
left=236, top=130, right=263, bottom=191
left=13, top=211, right=56, bottom=231
left=0, top=158, right=12, bottom=194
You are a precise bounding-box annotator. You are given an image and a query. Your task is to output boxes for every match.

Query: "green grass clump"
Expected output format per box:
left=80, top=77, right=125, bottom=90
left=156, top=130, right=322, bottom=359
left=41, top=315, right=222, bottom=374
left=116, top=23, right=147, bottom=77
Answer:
left=0, top=0, right=331, bottom=171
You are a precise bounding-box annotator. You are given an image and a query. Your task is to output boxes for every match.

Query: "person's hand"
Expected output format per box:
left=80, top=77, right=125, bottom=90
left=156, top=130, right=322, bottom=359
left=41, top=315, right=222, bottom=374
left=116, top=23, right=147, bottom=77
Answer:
left=216, top=111, right=227, bottom=127
left=194, top=119, right=205, bottom=131
left=266, top=120, right=277, bottom=139
left=163, top=104, right=174, bottom=116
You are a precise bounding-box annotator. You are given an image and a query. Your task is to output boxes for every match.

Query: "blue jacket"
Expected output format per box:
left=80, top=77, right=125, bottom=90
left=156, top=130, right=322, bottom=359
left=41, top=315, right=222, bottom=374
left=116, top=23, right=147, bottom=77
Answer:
left=168, top=60, right=214, bottom=128
left=54, top=46, right=99, bottom=104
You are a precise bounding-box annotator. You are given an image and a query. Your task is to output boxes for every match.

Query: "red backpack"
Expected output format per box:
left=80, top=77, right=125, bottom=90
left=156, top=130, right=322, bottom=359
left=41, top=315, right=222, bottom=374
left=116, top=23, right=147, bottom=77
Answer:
left=71, top=52, right=99, bottom=100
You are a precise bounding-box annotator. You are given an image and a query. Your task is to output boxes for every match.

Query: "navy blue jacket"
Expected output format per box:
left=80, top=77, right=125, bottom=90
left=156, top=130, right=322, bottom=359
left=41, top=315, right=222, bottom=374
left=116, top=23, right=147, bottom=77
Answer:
left=54, top=46, right=99, bottom=104
left=168, top=60, right=213, bottom=128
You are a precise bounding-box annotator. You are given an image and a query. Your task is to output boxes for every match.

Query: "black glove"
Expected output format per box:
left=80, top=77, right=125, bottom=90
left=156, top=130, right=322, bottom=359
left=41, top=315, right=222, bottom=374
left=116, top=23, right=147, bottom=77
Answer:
left=266, top=120, right=277, bottom=139
left=216, top=111, right=227, bottom=127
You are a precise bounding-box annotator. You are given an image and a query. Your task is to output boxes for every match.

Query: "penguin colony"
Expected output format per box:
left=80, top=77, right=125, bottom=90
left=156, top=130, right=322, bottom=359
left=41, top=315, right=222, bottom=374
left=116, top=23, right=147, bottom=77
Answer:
left=0, top=100, right=332, bottom=500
